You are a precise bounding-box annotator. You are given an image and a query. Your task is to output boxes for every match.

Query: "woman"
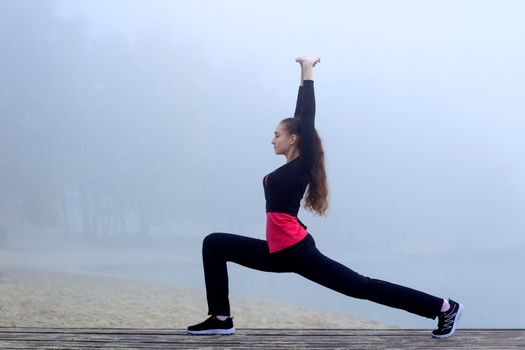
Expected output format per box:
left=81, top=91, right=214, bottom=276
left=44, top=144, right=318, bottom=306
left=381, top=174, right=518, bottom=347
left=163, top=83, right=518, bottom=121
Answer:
left=187, top=57, right=463, bottom=339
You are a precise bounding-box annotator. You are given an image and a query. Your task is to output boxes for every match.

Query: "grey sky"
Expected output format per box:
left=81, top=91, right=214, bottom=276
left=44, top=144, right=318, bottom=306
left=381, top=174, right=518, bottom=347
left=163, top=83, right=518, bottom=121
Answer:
left=54, top=0, right=525, bottom=248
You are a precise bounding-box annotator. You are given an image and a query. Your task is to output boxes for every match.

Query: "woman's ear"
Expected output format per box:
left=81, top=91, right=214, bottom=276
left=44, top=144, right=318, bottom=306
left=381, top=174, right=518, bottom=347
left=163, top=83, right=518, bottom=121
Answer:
left=289, top=134, right=298, bottom=145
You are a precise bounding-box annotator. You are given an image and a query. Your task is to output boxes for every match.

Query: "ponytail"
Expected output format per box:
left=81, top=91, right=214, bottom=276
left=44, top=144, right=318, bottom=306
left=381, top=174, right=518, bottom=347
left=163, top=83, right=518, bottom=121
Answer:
left=305, top=129, right=329, bottom=216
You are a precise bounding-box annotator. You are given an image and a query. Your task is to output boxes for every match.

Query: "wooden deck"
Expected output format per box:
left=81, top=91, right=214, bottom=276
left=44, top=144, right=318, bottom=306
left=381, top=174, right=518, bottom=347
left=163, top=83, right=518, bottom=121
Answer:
left=0, top=328, right=523, bottom=349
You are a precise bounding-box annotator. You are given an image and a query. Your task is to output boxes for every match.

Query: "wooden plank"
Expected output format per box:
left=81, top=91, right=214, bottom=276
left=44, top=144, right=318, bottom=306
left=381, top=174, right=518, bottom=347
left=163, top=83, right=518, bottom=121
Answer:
left=0, top=328, right=523, bottom=349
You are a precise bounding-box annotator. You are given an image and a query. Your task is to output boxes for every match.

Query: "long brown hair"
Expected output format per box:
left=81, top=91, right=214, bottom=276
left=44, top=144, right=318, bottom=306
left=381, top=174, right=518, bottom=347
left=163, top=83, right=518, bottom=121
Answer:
left=281, top=118, right=329, bottom=216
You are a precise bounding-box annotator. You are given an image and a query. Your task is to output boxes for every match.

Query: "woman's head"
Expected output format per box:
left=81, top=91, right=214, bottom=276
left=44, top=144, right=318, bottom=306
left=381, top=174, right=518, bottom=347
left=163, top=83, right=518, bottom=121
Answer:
left=272, top=118, right=301, bottom=157
left=273, top=117, right=329, bottom=216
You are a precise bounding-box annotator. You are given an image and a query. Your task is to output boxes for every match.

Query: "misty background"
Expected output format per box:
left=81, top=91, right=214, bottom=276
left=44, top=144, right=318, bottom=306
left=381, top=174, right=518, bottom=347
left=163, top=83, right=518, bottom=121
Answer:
left=1, top=0, right=524, bottom=328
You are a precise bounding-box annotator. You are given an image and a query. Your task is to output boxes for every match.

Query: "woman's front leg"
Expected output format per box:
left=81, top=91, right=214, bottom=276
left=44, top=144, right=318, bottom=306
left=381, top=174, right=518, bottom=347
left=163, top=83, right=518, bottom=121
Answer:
left=202, top=232, right=290, bottom=316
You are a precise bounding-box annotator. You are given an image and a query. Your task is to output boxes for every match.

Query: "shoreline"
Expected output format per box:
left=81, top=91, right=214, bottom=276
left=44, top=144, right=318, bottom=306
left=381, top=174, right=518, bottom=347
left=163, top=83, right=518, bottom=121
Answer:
left=0, top=267, right=392, bottom=329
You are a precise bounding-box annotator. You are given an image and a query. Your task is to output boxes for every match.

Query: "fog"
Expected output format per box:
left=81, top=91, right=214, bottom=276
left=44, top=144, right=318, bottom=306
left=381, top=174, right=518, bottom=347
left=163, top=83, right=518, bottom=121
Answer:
left=1, top=0, right=524, bottom=328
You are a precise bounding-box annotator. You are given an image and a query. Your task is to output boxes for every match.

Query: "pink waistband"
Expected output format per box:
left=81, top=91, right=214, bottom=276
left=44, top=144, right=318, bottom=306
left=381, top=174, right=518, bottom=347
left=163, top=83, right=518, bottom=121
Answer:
left=266, top=212, right=308, bottom=253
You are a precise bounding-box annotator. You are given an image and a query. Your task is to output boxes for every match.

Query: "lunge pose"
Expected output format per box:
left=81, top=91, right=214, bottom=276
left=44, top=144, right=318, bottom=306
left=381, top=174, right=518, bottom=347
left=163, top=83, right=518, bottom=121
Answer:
left=187, top=57, right=463, bottom=339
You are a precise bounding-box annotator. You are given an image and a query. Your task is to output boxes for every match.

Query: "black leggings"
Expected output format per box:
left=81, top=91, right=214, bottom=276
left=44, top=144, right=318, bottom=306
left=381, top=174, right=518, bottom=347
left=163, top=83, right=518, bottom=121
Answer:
left=202, top=232, right=443, bottom=320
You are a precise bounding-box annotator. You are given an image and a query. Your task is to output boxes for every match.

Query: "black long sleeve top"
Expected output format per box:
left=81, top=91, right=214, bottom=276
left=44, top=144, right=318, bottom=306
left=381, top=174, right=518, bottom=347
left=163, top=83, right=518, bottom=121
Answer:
left=263, top=80, right=316, bottom=252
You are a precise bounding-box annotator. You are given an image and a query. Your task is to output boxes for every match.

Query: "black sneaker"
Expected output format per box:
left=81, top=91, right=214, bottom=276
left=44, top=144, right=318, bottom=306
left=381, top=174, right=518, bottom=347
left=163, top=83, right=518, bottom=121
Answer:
left=187, top=316, right=235, bottom=335
left=432, top=299, right=464, bottom=339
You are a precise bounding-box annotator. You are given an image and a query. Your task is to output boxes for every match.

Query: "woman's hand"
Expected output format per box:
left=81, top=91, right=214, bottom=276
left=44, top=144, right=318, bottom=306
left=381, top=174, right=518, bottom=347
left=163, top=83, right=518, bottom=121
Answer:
left=295, top=57, right=320, bottom=83
left=295, top=57, right=321, bottom=67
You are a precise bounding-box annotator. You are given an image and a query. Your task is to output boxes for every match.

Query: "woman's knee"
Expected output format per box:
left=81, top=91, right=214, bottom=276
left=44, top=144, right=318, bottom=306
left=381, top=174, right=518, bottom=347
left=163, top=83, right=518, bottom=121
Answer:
left=203, top=232, right=228, bottom=252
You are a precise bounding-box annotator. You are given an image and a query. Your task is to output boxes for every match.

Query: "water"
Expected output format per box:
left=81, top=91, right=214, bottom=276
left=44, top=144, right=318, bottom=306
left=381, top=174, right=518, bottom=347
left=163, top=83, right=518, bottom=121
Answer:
left=84, top=252, right=525, bottom=328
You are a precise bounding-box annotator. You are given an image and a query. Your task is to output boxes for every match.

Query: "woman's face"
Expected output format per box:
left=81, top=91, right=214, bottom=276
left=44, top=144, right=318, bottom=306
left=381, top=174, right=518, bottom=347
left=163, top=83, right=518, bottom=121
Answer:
left=272, top=123, right=297, bottom=155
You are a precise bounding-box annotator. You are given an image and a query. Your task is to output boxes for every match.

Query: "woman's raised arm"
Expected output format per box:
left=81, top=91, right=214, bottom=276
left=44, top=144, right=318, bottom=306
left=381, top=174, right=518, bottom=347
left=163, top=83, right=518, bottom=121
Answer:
left=294, top=57, right=320, bottom=118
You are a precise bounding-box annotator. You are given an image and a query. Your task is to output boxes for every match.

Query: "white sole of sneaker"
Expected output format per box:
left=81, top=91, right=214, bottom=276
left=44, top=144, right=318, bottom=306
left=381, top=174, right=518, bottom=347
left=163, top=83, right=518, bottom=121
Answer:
left=432, top=303, right=464, bottom=339
left=187, top=327, right=236, bottom=335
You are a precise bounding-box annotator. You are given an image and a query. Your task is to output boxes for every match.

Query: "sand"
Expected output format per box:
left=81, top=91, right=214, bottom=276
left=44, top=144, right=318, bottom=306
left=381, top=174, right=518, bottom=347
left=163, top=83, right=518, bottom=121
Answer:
left=0, top=268, right=390, bottom=329
left=0, top=230, right=393, bottom=329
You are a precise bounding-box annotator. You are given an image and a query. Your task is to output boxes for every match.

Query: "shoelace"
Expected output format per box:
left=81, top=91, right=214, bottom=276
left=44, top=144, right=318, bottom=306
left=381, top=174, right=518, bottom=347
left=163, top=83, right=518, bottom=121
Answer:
left=438, top=305, right=457, bottom=330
